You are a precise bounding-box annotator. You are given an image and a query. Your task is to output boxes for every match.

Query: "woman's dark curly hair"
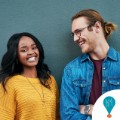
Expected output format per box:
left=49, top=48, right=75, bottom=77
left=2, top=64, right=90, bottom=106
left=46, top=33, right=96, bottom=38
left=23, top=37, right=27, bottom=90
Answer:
left=0, top=32, right=51, bottom=90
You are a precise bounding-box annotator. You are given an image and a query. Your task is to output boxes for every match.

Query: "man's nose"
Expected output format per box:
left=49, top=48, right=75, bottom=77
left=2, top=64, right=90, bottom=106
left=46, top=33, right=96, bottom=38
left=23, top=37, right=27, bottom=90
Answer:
left=74, top=34, right=80, bottom=43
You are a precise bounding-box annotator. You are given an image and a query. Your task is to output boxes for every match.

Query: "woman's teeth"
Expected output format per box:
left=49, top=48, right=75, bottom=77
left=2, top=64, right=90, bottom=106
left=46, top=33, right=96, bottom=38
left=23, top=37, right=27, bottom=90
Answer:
left=27, top=57, right=36, bottom=62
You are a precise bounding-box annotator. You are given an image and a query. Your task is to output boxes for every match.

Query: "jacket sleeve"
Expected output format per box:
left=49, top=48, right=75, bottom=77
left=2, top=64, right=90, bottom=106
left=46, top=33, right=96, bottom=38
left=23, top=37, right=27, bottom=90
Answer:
left=0, top=83, right=16, bottom=120
left=60, top=67, right=91, bottom=120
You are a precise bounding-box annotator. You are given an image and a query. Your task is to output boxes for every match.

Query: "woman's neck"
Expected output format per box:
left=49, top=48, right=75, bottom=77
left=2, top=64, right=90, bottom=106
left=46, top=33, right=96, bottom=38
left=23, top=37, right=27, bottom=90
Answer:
left=22, top=67, right=37, bottom=78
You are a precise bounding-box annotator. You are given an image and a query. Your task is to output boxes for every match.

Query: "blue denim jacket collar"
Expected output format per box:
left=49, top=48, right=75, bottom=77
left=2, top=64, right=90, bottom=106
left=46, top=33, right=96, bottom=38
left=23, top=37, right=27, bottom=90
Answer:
left=80, top=47, right=117, bottom=63
left=107, top=47, right=117, bottom=61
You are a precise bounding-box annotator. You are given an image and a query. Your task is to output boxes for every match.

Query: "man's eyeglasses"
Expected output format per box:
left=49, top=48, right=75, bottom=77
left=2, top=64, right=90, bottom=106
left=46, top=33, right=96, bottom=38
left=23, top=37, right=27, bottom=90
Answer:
left=71, top=25, right=91, bottom=38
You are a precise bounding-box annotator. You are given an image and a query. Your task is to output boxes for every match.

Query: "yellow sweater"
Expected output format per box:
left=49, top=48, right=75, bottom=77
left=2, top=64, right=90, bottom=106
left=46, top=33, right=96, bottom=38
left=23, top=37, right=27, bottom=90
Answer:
left=0, top=75, right=59, bottom=120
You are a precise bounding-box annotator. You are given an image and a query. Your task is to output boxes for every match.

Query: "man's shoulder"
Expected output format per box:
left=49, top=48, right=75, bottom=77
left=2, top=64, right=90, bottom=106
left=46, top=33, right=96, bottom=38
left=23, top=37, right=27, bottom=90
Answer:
left=65, top=54, right=86, bottom=68
left=109, top=47, right=120, bottom=60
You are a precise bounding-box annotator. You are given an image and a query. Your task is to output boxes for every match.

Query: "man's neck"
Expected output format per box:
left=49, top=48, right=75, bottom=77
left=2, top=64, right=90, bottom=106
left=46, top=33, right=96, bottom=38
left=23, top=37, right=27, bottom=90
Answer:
left=89, top=42, right=110, bottom=60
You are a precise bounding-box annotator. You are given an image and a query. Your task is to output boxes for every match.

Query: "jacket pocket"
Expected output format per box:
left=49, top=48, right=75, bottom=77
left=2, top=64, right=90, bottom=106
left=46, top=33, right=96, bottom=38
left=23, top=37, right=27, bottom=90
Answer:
left=73, top=79, right=91, bottom=103
left=108, top=77, right=120, bottom=90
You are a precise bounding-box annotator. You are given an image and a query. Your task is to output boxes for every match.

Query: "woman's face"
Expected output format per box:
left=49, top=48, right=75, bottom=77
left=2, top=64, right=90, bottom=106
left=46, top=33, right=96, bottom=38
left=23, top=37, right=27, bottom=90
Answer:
left=18, top=36, right=39, bottom=69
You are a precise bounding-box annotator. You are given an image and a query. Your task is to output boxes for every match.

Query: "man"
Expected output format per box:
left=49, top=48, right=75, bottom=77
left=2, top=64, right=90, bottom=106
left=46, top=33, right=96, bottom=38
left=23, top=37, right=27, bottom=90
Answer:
left=60, top=9, right=120, bottom=120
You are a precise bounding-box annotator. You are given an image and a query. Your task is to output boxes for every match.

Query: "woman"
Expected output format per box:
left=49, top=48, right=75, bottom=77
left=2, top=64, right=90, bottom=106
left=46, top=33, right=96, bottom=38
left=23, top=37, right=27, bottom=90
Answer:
left=0, top=32, right=59, bottom=120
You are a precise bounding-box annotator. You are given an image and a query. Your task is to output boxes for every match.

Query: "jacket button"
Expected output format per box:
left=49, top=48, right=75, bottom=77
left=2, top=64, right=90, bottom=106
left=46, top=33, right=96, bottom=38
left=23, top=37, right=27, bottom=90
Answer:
left=103, top=67, right=106, bottom=70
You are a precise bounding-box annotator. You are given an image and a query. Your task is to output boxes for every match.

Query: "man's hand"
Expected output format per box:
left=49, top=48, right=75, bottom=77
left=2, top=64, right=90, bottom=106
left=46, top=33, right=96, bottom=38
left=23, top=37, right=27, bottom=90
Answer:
left=79, top=104, right=94, bottom=116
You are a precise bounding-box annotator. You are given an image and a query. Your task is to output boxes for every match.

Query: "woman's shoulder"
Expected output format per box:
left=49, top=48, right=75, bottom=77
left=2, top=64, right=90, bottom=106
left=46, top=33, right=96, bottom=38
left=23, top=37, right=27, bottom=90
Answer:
left=8, top=74, right=24, bottom=81
left=48, top=75, right=58, bottom=89
left=49, top=75, right=57, bottom=84
left=5, top=75, right=26, bottom=86
left=0, top=75, right=23, bottom=92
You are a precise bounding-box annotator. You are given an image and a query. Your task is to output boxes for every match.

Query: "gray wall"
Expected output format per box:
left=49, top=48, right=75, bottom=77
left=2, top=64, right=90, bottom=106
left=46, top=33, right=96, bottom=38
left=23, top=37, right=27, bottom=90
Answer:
left=0, top=0, right=120, bottom=89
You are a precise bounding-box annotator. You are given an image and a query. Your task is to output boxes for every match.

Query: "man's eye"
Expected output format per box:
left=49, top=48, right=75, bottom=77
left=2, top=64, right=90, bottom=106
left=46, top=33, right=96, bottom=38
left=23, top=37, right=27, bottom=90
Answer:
left=71, top=33, right=74, bottom=37
left=76, top=29, right=82, bottom=33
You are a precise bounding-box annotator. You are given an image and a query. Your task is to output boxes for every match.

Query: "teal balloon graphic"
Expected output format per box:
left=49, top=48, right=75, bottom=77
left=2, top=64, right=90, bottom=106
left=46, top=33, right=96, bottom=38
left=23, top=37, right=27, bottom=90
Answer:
left=103, top=96, right=116, bottom=118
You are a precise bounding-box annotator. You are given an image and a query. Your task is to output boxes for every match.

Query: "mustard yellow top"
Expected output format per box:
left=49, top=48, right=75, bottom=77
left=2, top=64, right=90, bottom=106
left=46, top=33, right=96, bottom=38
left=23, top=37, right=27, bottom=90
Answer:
left=0, top=75, right=59, bottom=120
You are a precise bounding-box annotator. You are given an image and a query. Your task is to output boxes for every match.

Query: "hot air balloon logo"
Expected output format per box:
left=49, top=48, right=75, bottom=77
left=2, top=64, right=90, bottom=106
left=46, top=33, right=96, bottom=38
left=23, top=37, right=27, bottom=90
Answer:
left=103, top=96, right=116, bottom=118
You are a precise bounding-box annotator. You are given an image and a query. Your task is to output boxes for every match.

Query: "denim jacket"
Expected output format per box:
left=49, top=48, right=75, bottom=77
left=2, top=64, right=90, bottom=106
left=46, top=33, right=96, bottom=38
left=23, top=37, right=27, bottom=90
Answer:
left=60, top=47, right=120, bottom=120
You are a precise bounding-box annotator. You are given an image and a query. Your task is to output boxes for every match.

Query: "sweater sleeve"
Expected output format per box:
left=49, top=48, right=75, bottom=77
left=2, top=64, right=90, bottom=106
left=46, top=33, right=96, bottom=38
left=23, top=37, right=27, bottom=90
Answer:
left=55, top=78, right=60, bottom=120
left=50, top=75, right=60, bottom=120
left=0, top=83, right=16, bottom=120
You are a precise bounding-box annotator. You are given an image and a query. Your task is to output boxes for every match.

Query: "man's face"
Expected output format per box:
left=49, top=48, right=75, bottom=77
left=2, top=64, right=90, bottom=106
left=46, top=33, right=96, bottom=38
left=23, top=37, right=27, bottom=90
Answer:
left=71, top=17, right=97, bottom=54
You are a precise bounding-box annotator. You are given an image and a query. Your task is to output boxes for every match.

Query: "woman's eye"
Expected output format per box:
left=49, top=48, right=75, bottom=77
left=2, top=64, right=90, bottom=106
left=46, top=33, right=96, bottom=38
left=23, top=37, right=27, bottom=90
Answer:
left=21, top=49, right=27, bottom=52
left=32, top=46, right=37, bottom=50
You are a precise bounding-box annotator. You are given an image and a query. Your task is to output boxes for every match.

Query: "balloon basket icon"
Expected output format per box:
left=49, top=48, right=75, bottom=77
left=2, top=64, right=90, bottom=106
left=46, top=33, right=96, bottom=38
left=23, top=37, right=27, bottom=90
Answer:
left=107, top=114, right=112, bottom=118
